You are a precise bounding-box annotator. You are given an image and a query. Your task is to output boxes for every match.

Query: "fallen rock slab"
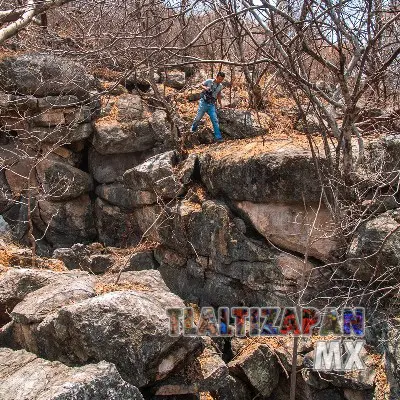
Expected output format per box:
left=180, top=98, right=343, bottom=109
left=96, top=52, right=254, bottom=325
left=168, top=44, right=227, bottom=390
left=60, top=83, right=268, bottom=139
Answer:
left=0, top=268, right=56, bottom=325
left=11, top=274, right=96, bottom=325
left=33, top=270, right=201, bottom=387
left=236, top=201, right=340, bottom=262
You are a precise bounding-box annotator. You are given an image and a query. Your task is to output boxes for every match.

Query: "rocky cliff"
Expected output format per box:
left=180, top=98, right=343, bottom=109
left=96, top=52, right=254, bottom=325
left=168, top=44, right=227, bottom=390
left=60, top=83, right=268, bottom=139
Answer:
left=0, top=53, right=399, bottom=399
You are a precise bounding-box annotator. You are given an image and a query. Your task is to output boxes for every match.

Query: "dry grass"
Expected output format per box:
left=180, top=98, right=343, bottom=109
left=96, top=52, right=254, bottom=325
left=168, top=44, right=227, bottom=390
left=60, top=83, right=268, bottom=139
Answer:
left=374, top=355, right=391, bottom=400
left=92, top=67, right=123, bottom=81
left=96, top=96, right=120, bottom=124
left=36, top=258, right=67, bottom=272
left=188, top=134, right=323, bottom=162
left=94, top=281, right=151, bottom=295
left=0, top=247, right=12, bottom=269
left=199, top=393, right=216, bottom=400
left=0, top=239, right=67, bottom=274
left=106, top=240, right=159, bottom=257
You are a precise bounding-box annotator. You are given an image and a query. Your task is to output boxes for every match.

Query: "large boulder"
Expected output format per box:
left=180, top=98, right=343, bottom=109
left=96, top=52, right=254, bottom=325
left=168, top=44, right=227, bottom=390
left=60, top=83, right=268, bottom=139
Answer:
left=2, top=144, right=38, bottom=196
left=160, top=70, right=186, bottom=89
left=123, top=70, right=161, bottom=90
left=217, top=109, right=265, bottom=138
left=0, top=347, right=143, bottom=400
left=96, top=183, right=157, bottom=210
left=198, top=142, right=326, bottom=203
left=36, top=159, right=93, bottom=201
left=363, top=134, right=400, bottom=179
left=53, top=243, right=113, bottom=274
left=0, top=54, right=97, bottom=99
left=8, top=273, right=96, bottom=353
left=92, top=110, right=169, bottom=154
left=34, top=195, right=97, bottom=248
left=116, top=250, right=158, bottom=272
left=53, top=243, right=90, bottom=270
left=347, top=209, right=400, bottom=281
left=235, top=201, right=340, bottom=262
left=11, top=273, right=96, bottom=326
left=32, top=270, right=201, bottom=387
left=123, top=150, right=183, bottom=200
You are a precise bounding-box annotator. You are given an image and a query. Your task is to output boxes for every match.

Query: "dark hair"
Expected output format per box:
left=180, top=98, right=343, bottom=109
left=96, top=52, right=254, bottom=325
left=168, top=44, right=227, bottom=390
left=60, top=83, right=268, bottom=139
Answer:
left=217, top=71, right=225, bottom=78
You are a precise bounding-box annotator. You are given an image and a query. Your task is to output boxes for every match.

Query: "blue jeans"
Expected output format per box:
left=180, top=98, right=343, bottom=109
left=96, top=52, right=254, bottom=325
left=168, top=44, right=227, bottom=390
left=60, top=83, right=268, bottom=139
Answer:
left=191, top=98, right=222, bottom=139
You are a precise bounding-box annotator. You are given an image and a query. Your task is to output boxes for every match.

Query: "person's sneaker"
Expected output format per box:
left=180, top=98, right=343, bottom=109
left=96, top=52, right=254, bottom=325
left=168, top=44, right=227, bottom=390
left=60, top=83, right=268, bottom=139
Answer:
left=190, top=125, right=198, bottom=133
left=214, top=137, right=224, bottom=143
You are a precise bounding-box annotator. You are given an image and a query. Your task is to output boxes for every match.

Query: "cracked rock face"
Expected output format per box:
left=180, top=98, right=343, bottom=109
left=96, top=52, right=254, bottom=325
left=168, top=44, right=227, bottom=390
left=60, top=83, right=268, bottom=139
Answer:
left=151, top=199, right=323, bottom=307
left=0, top=347, right=144, bottom=400
left=36, top=158, right=94, bottom=201
left=235, top=201, right=340, bottom=262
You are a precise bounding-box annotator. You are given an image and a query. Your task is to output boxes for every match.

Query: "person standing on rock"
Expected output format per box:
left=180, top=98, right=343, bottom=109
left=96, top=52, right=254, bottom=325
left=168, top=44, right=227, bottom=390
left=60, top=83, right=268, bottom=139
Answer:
left=190, top=71, right=225, bottom=142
